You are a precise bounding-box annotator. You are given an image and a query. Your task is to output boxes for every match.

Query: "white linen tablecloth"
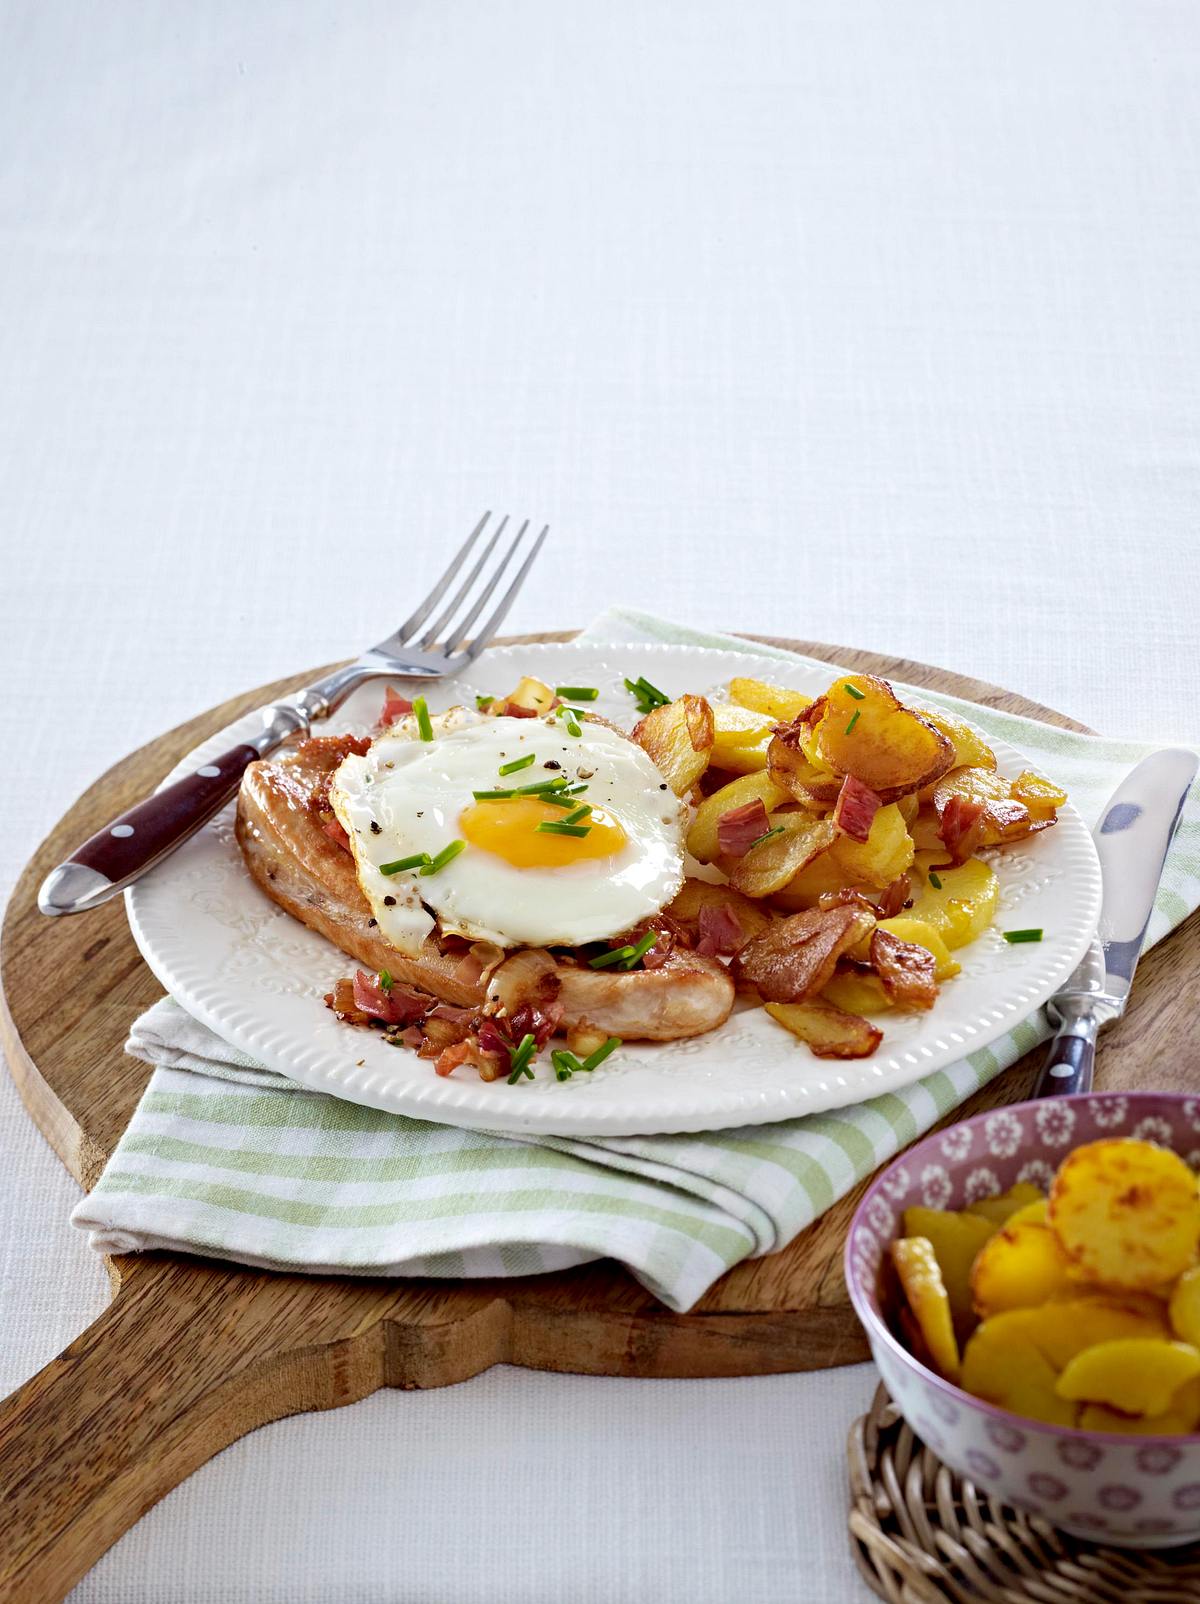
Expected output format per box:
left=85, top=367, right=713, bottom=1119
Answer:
left=1, top=2, right=1197, bottom=1599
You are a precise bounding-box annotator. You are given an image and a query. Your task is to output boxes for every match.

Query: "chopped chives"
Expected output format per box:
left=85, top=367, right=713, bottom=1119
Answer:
left=581, top=1035, right=621, bottom=1071
left=498, top=752, right=536, bottom=776
left=378, top=969, right=393, bottom=991
left=624, top=675, right=670, bottom=713
left=413, top=695, right=434, bottom=741
left=565, top=717, right=582, bottom=737
left=746, top=824, right=785, bottom=852
left=1003, top=928, right=1044, bottom=944
left=472, top=788, right=516, bottom=801
left=588, top=944, right=635, bottom=970
left=514, top=776, right=571, bottom=796
left=927, top=870, right=943, bottom=889
left=619, top=931, right=658, bottom=969
left=506, top=1033, right=538, bottom=1084
left=552, top=1048, right=581, bottom=1082
left=535, top=821, right=591, bottom=838
left=538, top=792, right=578, bottom=809
left=555, top=686, right=599, bottom=701
left=419, top=839, right=466, bottom=876
left=563, top=804, right=592, bottom=825
left=844, top=683, right=866, bottom=701
left=475, top=694, right=494, bottom=711
left=845, top=710, right=860, bottom=735
left=380, top=852, right=432, bottom=875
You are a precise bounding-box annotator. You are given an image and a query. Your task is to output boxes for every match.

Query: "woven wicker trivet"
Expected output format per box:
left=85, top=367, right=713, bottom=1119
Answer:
left=847, top=1386, right=1200, bottom=1604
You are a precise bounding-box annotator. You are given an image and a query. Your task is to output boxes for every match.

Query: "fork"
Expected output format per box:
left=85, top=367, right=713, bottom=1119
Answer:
left=38, top=513, right=549, bottom=916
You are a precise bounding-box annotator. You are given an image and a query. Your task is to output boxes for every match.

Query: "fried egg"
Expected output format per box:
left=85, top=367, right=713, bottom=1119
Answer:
left=329, top=712, right=686, bottom=954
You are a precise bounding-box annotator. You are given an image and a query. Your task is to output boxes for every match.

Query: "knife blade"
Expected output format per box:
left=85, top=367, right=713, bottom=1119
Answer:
left=1034, top=746, right=1197, bottom=1098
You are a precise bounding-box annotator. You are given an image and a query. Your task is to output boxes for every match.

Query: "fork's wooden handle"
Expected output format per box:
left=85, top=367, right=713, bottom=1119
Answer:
left=38, top=739, right=263, bottom=915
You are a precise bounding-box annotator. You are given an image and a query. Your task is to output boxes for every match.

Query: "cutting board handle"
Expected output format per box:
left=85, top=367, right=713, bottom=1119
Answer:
left=0, top=1256, right=404, bottom=1604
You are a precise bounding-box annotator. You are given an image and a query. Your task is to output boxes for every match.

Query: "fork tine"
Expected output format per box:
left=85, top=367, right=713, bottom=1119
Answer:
left=452, top=523, right=549, bottom=660
left=438, top=518, right=530, bottom=656
left=417, top=514, right=509, bottom=649
left=392, top=511, right=491, bottom=646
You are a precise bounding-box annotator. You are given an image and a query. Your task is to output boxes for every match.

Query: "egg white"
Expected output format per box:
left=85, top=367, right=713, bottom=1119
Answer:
left=329, top=712, right=686, bottom=953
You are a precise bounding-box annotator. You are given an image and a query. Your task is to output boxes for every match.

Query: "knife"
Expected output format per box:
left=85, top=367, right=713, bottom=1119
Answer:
left=1034, top=747, right=1198, bottom=1098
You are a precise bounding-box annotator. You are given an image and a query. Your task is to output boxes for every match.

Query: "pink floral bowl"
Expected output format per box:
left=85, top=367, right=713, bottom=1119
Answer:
left=845, top=1090, right=1200, bottom=1548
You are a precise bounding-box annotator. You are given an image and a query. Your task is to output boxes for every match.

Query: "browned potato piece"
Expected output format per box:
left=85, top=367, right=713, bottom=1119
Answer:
left=829, top=802, right=914, bottom=888
left=734, top=905, right=875, bottom=1002
left=1048, top=1139, right=1200, bottom=1291
left=891, top=1237, right=961, bottom=1381
left=822, top=969, right=892, bottom=1015
left=726, top=813, right=837, bottom=897
left=633, top=694, right=714, bottom=796
left=813, top=675, right=955, bottom=801
left=919, top=708, right=997, bottom=774
left=931, top=766, right=1036, bottom=846
left=1011, top=769, right=1067, bottom=819
left=667, top=879, right=774, bottom=944
left=767, top=729, right=842, bottom=810
left=764, top=998, right=883, bottom=1058
left=497, top=675, right=557, bottom=714
left=729, top=677, right=813, bottom=723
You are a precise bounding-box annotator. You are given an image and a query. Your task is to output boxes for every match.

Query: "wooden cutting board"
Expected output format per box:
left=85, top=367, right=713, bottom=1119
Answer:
left=1, top=632, right=1196, bottom=1604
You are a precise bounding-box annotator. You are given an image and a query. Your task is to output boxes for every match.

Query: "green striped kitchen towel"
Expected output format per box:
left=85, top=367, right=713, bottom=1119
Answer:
left=70, top=611, right=1200, bottom=1312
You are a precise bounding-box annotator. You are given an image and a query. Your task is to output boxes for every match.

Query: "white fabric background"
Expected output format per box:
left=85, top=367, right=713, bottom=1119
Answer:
left=1, top=1, right=1198, bottom=1599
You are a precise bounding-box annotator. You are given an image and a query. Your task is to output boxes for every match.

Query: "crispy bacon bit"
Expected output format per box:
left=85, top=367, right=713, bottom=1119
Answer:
left=435, top=1039, right=473, bottom=1078
left=718, top=798, right=771, bottom=858
left=833, top=774, right=881, bottom=844
left=320, top=815, right=352, bottom=852
left=324, top=977, right=371, bottom=1025
left=494, top=700, right=538, bottom=718
left=695, top=902, right=746, bottom=957
left=351, top=969, right=432, bottom=1027
left=938, top=795, right=986, bottom=864
left=733, top=905, right=876, bottom=1003
left=376, top=686, right=414, bottom=730
left=869, top=928, right=938, bottom=1011
left=878, top=873, right=911, bottom=919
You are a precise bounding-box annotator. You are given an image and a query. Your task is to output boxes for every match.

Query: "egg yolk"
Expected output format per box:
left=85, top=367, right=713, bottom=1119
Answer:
left=458, top=797, right=627, bottom=868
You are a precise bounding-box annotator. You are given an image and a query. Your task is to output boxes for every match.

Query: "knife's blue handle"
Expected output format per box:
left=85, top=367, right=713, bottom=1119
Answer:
left=1033, top=1030, right=1095, bottom=1099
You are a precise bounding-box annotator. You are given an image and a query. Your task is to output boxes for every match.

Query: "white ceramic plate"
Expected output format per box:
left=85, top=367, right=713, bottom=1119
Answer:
left=126, top=642, right=1102, bottom=1136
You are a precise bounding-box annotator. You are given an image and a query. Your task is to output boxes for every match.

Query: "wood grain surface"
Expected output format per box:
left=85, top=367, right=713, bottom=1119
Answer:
left=1, top=632, right=1196, bottom=1604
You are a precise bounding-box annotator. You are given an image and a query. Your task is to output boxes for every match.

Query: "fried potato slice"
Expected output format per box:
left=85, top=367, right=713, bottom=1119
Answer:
left=891, top=1237, right=961, bottom=1381
left=828, top=802, right=914, bottom=889
left=770, top=853, right=863, bottom=912
left=1021, top=1295, right=1168, bottom=1369
left=686, top=771, right=790, bottom=863
left=767, top=727, right=842, bottom=810
left=970, top=1219, right=1076, bottom=1317
left=908, top=854, right=999, bottom=949
left=666, top=879, right=774, bottom=944
left=726, top=813, right=838, bottom=897
left=728, top=677, right=813, bottom=724
left=962, top=1181, right=1044, bottom=1227
left=931, top=766, right=1043, bottom=850
left=822, top=969, right=892, bottom=1015
left=1169, top=1265, right=1200, bottom=1346
left=498, top=675, right=557, bottom=714
left=868, top=927, right=937, bottom=1011
left=633, top=694, right=714, bottom=796
left=918, top=708, right=997, bottom=776
left=734, top=905, right=875, bottom=1002
left=709, top=703, right=776, bottom=774
left=812, top=674, right=955, bottom=802
left=1010, top=769, right=1068, bottom=819
left=871, top=917, right=961, bottom=981
left=764, top=997, right=883, bottom=1059
left=901, top=1206, right=996, bottom=1331
left=1078, top=1384, right=1200, bottom=1435
left=961, top=1310, right=1076, bottom=1427
left=1055, top=1338, right=1200, bottom=1416
left=1048, top=1138, right=1200, bottom=1291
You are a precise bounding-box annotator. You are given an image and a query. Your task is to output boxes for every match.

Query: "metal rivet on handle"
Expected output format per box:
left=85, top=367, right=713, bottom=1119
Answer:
left=197, top=765, right=221, bottom=778
left=110, top=824, right=135, bottom=838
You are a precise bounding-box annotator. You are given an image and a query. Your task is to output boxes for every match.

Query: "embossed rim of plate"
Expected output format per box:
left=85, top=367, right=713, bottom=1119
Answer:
left=125, top=642, right=1104, bottom=1137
